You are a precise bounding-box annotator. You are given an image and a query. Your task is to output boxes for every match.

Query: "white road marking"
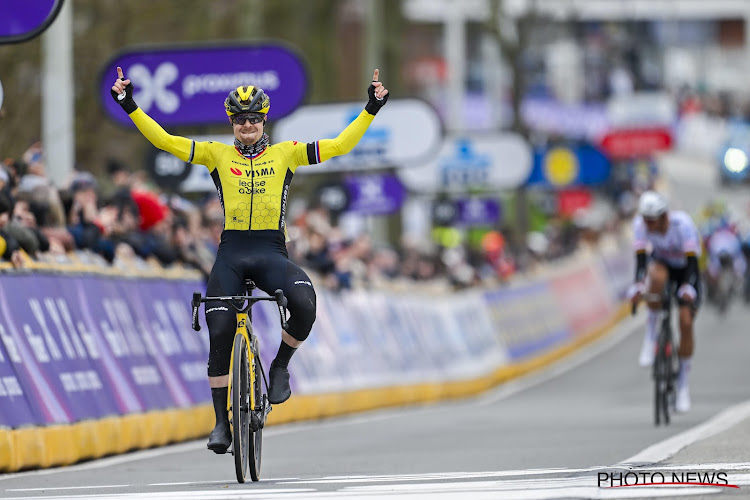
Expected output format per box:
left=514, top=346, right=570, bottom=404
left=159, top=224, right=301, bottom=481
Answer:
left=6, top=485, right=128, bottom=491
left=147, top=480, right=236, bottom=486
left=2, top=468, right=748, bottom=499
left=621, top=399, right=750, bottom=464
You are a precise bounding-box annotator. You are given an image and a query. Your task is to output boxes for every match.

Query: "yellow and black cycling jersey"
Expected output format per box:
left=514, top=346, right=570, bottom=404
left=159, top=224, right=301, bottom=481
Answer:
left=128, top=108, right=374, bottom=233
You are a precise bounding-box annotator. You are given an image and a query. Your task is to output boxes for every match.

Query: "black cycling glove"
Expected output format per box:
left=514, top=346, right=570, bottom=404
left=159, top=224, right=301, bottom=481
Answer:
left=365, top=82, right=389, bottom=116
left=110, top=79, right=138, bottom=114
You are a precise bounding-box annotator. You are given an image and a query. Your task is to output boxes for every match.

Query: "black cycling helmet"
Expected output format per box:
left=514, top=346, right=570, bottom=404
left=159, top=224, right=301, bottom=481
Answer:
left=224, top=85, right=270, bottom=117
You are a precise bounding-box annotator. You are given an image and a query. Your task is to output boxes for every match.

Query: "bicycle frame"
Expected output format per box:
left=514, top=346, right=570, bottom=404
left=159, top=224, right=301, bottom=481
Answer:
left=227, top=313, right=255, bottom=414
left=191, top=281, right=288, bottom=483
left=191, top=283, right=289, bottom=416
left=638, top=283, right=679, bottom=425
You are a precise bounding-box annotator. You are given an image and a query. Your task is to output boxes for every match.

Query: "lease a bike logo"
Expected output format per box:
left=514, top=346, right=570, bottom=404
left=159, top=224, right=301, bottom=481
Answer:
left=129, top=62, right=180, bottom=114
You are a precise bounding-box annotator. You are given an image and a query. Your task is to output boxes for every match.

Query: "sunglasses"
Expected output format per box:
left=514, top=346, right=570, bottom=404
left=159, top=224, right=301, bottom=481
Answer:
left=231, top=113, right=264, bottom=125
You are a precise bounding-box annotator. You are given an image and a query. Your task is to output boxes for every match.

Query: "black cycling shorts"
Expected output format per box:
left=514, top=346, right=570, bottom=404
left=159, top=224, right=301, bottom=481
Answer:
left=204, top=230, right=316, bottom=376
left=650, top=256, right=702, bottom=311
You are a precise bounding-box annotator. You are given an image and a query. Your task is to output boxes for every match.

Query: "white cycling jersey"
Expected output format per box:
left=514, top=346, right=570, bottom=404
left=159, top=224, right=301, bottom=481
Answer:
left=706, top=228, right=746, bottom=277
left=633, top=210, right=702, bottom=268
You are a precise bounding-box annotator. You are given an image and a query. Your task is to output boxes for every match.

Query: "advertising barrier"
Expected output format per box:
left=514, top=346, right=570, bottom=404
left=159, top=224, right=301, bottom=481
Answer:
left=0, top=242, right=630, bottom=471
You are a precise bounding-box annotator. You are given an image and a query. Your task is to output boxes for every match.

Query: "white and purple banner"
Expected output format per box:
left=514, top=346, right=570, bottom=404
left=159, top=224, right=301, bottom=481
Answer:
left=0, top=273, right=209, bottom=427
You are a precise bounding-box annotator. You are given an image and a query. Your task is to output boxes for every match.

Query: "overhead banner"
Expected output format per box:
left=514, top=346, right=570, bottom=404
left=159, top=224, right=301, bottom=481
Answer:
left=0, top=0, right=64, bottom=44
left=398, top=134, right=531, bottom=193
left=273, top=99, right=442, bottom=172
left=101, top=43, right=307, bottom=127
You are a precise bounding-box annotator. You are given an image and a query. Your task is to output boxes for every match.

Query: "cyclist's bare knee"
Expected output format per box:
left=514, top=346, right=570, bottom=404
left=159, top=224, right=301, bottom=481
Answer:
left=646, top=261, right=668, bottom=309
left=282, top=330, right=303, bottom=348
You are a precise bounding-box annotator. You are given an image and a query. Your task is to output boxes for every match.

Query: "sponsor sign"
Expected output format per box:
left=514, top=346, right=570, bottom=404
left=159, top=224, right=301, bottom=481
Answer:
left=0, top=275, right=120, bottom=423
left=0, top=320, right=38, bottom=427
left=599, top=128, right=673, bottom=159
left=0, top=0, right=63, bottom=44
left=549, top=266, right=614, bottom=335
left=455, top=198, right=501, bottom=227
left=273, top=99, right=442, bottom=171
left=483, top=282, right=571, bottom=360
left=522, top=98, right=609, bottom=140
left=399, top=134, right=531, bottom=193
left=557, top=189, right=592, bottom=217
left=607, top=91, right=675, bottom=129
left=526, top=143, right=610, bottom=187
left=145, top=147, right=191, bottom=191
left=344, top=173, right=406, bottom=215
left=101, top=43, right=307, bottom=126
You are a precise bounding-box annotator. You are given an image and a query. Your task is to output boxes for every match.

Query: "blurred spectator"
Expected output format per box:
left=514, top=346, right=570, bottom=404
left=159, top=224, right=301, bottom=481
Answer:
left=0, top=192, right=24, bottom=268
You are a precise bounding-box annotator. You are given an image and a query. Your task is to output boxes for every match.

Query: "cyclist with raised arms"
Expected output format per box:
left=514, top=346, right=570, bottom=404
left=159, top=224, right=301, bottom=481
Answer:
left=111, top=67, right=389, bottom=453
left=629, top=190, right=701, bottom=413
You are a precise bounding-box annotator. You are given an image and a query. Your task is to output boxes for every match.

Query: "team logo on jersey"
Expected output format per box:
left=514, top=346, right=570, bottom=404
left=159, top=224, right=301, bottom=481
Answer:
left=126, top=62, right=180, bottom=113
left=230, top=167, right=242, bottom=176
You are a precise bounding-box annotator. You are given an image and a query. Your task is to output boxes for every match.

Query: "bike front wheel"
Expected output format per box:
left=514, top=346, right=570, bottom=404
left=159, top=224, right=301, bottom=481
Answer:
left=248, top=336, right=263, bottom=482
left=653, top=348, right=671, bottom=426
left=232, top=333, right=250, bottom=483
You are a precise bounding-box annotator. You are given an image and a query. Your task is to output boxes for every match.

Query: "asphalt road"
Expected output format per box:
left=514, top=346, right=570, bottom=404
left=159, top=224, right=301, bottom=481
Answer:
left=0, top=152, right=748, bottom=499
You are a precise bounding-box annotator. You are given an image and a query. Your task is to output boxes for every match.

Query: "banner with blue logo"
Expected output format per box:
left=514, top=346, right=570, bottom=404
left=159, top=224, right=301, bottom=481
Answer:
left=525, top=143, right=611, bottom=188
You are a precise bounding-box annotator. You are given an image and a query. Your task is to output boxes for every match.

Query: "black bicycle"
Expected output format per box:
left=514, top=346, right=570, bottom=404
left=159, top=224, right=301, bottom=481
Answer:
left=191, top=279, right=288, bottom=482
left=633, top=284, right=679, bottom=426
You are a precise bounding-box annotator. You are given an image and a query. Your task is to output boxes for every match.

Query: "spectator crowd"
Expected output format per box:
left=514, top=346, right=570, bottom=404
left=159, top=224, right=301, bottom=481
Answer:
left=0, top=142, right=625, bottom=293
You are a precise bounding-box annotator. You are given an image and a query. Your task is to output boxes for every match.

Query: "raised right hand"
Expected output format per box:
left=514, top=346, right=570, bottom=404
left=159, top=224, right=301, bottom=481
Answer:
left=110, top=66, right=138, bottom=114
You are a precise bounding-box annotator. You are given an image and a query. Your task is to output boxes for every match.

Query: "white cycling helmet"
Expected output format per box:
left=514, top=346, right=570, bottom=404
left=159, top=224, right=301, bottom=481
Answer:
left=638, top=190, right=668, bottom=219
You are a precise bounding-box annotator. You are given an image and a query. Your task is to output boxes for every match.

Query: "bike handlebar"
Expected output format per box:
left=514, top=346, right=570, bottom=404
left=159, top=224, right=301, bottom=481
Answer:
left=191, top=289, right=289, bottom=332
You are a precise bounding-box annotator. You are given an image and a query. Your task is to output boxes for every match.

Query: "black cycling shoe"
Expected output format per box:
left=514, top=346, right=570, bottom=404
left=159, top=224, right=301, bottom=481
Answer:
left=206, top=420, right=232, bottom=454
left=268, top=361, right=291, bottom=404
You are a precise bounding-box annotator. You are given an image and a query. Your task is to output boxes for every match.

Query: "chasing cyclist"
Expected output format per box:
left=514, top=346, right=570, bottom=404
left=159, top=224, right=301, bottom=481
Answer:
left=702, top=215, right=746, bottom=306
left=111, top=67, right=389, bottom=453
left=629, top=190, right=702, bottom=413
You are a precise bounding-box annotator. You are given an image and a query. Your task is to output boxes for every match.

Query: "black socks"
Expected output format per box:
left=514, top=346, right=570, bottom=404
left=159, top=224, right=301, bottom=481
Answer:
left=273, top=340, right=297, bottom=368
left=211, top=387, right=229, bottom=423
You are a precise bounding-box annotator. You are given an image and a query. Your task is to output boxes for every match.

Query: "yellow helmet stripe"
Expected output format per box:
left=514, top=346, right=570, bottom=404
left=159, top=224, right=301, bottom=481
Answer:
left=237, top=86, right=254, bottom=101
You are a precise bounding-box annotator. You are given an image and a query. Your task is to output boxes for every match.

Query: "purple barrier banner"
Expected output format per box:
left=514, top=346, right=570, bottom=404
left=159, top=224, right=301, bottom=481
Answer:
left=483, top=282, right=571, bottom=360
left=79, top=276, right=176, bottom=412
left=101, top=43, right=308, bottom=127
left=120, top=279, right=207, bottom=405
left=0, top=275, right=118, bottom=423
left=0, top=323, right=38, bottom=428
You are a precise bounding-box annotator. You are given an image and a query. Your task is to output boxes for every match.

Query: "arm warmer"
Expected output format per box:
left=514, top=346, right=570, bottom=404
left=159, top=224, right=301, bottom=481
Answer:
left=635, top=251, right=647, bottom=282
left=684, top=254, right=700, bottom=289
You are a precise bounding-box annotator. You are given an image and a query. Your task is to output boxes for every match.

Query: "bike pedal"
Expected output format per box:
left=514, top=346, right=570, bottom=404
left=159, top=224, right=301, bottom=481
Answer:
left=250, top=412, right=261, bottom=432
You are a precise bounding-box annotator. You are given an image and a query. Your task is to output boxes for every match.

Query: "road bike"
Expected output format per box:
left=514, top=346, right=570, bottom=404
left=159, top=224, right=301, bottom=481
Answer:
left=633, top=285, right=679, bottom=426
left=191, top=279, right=288, bottom=482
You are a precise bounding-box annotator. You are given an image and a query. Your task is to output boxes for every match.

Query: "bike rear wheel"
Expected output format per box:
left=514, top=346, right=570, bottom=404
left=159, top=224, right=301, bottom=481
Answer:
left=232, top=333, right=250, bottom=483
left=248, top=336, right=263, bottom=482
